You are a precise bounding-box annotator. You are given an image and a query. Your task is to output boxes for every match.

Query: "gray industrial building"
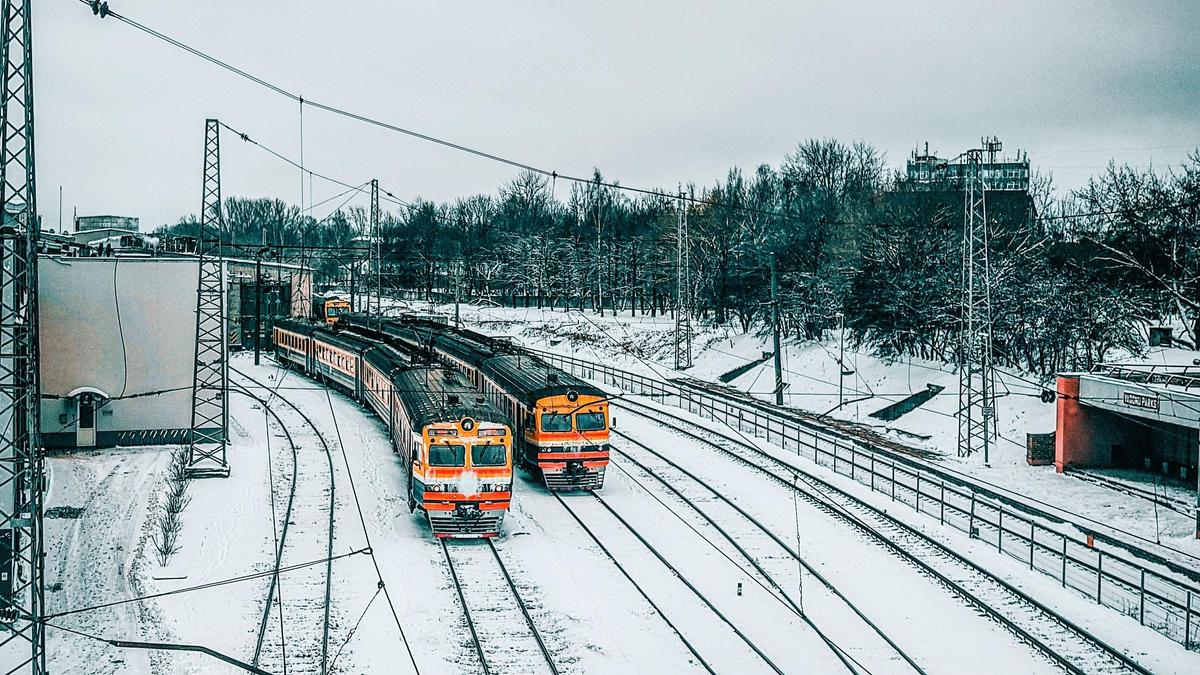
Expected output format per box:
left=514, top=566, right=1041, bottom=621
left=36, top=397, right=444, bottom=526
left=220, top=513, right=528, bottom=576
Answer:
left=38, top=254, right=312, bottom=450
left=40, top=257, right=197, bottom=449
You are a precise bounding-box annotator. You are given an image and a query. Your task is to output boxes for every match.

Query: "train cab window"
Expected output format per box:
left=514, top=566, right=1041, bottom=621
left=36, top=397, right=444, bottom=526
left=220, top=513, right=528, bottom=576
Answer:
left=428, top=443, right=465, bottom=467
left=540, top=413, right=571, bottom=432
left=576, top=412, right=606, bottom=432
left=471, top=444, right=506, bottom=467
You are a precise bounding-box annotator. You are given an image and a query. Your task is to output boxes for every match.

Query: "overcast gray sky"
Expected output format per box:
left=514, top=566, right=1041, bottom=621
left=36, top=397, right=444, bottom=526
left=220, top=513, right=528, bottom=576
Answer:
left=37, top=1, right=1200, bottom=230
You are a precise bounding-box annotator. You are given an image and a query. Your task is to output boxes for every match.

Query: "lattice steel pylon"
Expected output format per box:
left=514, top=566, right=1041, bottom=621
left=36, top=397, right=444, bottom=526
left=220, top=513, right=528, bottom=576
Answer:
left=370, top=178, right=380, bottom=315
left=186, top=119, right=230, bottom=478
left=957, top=146, right=998, bottom=461
left=674, top=189, right=693, bottom=370
left=0, top=1, right=45, bottom=671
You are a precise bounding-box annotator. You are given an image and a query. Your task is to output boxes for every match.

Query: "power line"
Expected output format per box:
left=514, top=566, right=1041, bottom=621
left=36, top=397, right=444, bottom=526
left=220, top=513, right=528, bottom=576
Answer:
left=76, top=1, right=1200, bottom=234
left=77, top=2, right=791, bottom=222
left=45, top=548, right=369, bottom=620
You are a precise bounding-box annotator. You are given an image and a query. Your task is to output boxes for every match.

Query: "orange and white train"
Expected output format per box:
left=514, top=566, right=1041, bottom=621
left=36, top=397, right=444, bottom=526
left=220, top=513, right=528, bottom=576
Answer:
left=351, top=317, right=611, bottom=491
left=273, top=319, right=513, bottom=537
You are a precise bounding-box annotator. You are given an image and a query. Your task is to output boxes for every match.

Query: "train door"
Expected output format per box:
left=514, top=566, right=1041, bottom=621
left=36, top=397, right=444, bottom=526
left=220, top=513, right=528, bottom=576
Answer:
left=76, top=394, right=98, bottom=448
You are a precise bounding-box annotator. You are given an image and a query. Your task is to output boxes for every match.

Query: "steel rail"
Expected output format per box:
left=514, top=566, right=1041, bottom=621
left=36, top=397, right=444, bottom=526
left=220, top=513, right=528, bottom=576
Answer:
left=439, top=540, right=490, bottom=675
left=485, top=539, right=560, bottom=675
left=1065, top=468, right=1194, bottom=518
left=617, top=399, right=1153, bottom=675
left=233, top=365, right=337, bottom=674
left=610, top=433, right=924, bottom=675
left=551, top=493, right=717, bottom=674
left=526, top=345, right=1200, bottom=580
left=228, top=385, right=299, bottom=669
left=578, top=492, right=786, bottom=674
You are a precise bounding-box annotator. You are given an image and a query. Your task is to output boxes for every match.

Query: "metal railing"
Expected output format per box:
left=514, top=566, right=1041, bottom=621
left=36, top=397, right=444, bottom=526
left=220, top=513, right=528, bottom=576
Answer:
left=1092, top=363, right=1200, bottom=391
left=529, top=347, right=1200, bottom=651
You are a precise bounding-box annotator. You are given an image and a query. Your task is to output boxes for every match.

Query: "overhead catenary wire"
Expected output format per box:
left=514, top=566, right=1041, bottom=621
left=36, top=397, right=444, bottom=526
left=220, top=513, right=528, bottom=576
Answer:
left=316, top=376, right=422, bottom=675
left=79, top=0, right=1200, bottom=232
left=45, top=548, right=369, bottom=620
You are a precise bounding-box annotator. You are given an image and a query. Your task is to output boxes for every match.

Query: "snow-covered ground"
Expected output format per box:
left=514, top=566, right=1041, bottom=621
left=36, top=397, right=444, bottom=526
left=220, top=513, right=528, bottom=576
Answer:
left=33, top=315, right=1200, bottom=674
left=397, top=301, right=1200, bottom=561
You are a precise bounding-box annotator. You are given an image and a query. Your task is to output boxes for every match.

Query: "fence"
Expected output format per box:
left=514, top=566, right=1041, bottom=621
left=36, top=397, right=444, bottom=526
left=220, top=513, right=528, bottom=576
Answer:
left=529, top=347, right=1200, bottom=651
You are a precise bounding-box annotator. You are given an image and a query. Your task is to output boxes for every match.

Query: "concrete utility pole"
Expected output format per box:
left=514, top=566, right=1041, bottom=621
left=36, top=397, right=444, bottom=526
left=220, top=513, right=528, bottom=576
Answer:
left=253, top=247, right=269, bottom=366
left=838, top=312, right=846, bottom=409
left=595, top=176, right=604, bottom=317
left=370, top=178, right=380, bottom=315
left=454, top=261, right=462, bottom=329
left=770, top=253, right=784, bottom=405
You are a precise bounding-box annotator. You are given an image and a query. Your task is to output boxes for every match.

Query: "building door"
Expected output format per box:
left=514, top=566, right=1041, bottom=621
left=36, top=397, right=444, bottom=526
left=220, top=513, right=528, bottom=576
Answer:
left=77, top=395, right=97, bottom=448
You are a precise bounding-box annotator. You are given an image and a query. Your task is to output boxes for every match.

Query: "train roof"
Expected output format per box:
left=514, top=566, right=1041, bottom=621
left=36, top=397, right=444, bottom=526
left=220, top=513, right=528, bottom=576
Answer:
left=394, top=366, right=511, bottom=430
left=313, top=326, right=375, bottom=355
left=361, top=336, right=412, bottom=375
left=368, top=315, right=607, bottom=406
left=275, top=318, right=320, bottom=336
left=480, top=353, right=606, bottom=406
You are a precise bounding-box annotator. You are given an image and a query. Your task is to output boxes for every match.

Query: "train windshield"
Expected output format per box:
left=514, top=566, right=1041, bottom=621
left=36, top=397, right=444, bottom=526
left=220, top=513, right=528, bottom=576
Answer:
left=471, top=444, right=507, bottom=467
left=328, top=305, right=349, bottom=317
left=428, top=443, right=465, bottom=467
left=540, top=412, right=571, bottom=432
left=576, top=411, right=606, bottom=432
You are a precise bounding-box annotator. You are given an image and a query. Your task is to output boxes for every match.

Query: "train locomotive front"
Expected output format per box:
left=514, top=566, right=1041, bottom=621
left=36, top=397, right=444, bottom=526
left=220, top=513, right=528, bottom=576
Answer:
left=481, top=355, right=610, bottom=490
left=273, top=319, right=514, bottom=538
left=351, top=316, right=610, bottom=491
left=393, top=367, right=514, bottom=537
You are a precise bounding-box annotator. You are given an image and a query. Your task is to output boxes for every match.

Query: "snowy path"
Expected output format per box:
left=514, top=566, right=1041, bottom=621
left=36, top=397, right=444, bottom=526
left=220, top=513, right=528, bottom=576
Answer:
left=43, top=448, right=169, bottom=675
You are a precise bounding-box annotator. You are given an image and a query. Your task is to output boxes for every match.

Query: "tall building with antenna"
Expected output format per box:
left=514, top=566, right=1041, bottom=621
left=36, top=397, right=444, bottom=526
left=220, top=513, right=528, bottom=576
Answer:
left=906, top=137, right=1031, bottom=192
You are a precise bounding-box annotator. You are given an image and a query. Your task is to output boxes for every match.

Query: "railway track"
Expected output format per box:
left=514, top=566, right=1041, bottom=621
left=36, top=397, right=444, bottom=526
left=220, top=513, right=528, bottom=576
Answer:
left=527, top=346, right=1200, bottom=586
left=1066, top=468, right=1194, bottom=518
left=230, top=384, right=300, bottom=669
left=607, top=436, right=924, bottom=674
left=441, top=539, right=559, bottom=675
left=556, top=492, right=786, bottom=674
left=616, top=397, right=1154, bottom=675
left=233, top=366, right=337, bottom=675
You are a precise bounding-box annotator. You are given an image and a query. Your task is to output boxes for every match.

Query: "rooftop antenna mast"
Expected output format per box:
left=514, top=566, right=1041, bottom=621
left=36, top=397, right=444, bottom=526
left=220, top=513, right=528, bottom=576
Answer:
left=185, top=119, right=230, bottom=478
left=957, top=140, right=999, bottom=462
left=0, top=1, right=46, bottom=670
left=674, top=188, right=693, bottom=370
